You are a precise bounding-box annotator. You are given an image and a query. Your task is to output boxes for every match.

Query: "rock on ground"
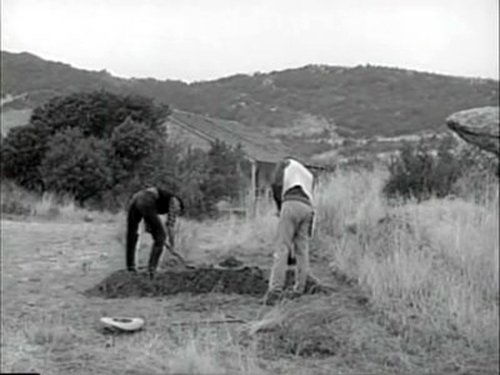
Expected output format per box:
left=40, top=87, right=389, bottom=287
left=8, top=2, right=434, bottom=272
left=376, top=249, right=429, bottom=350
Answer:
left=446, top=106, right=499, bottom=156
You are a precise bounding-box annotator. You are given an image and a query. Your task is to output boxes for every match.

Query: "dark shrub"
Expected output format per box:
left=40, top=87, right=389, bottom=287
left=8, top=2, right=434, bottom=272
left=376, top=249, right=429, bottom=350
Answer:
left=383, top=136, right=497, bottom=201
left=40, top=128, right=113, bottom=204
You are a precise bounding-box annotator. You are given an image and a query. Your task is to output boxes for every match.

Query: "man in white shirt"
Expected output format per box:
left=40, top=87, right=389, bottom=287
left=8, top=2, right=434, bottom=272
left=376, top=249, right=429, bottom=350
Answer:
left=264, top=157, right=315, bottom=305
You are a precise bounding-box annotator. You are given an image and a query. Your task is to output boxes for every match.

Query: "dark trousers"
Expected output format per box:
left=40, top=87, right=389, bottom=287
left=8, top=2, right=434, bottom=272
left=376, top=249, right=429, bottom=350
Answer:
left=126, top=190, right=166, bottom=273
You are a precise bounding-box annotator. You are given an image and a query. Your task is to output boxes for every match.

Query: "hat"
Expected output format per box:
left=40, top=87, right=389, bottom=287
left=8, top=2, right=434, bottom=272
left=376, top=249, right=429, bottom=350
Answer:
left=100, top=317, right=145, bottom=332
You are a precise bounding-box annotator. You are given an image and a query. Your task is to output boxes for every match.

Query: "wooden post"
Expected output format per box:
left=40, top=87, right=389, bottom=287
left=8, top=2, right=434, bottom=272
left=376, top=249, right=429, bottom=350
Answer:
left=250, top=159, right=257, bottom=217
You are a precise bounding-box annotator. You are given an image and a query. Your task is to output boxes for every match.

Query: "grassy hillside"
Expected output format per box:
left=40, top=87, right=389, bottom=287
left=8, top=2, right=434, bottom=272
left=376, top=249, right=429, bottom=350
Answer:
left=1, top=51, right=498, bottom=158
left=0, top=108, right=31, bottom=136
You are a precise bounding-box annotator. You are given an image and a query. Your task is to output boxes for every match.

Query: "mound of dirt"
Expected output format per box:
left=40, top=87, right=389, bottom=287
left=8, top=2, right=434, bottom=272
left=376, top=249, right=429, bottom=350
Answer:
left=85, top=262, right=332, bottom=299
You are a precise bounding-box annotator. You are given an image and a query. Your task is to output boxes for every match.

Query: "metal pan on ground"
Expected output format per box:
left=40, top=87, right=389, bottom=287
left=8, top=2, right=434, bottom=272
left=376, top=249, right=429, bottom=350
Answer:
left=100, top=317, right=145, bottom=332
left=215, top=256, right=246, bottom=270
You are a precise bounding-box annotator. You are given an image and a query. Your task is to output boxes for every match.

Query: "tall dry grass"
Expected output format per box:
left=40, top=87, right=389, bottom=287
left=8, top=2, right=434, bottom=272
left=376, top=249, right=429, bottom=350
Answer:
left=4, top=313, right=264, bottom=375
left=0, top=179, right=118, bottom=223
left=121, top=166, right=497, bottom=355
left=112, top=200, right=278, bottom=268
left=4, top=168, right=497, bottom=371
left=111, top=326, right=263, bottom=375
left=315, top=168, right=499, bottom=352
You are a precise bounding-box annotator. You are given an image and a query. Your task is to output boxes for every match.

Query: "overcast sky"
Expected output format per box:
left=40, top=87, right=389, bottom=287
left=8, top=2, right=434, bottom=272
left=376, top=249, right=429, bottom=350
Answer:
left=1, top=0, right=498, bottom=82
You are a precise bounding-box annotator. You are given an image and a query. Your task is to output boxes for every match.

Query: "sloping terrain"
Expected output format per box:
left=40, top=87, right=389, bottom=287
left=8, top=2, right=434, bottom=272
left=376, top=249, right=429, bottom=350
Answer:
left=2, top=51, right=498, bottom=159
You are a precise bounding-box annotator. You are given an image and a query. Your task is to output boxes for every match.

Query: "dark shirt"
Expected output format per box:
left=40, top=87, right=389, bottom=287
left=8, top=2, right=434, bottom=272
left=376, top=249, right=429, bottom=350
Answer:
left=155, top=188, right=176, bottom=213
left=136, top=187, right=179, bottom=229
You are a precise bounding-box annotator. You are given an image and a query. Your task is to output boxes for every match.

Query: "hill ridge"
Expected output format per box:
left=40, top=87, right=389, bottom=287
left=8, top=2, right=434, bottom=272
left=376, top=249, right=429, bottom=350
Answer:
left=1, top=50, right=498, bottom=159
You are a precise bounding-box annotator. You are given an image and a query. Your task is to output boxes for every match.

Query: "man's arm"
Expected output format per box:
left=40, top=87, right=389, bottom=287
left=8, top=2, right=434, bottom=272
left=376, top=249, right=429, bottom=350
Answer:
left=270, top=159, right=290, bottom=214
left=271, top=183, right=283, bottom=213
left=165, top=211, right=176, bottom=250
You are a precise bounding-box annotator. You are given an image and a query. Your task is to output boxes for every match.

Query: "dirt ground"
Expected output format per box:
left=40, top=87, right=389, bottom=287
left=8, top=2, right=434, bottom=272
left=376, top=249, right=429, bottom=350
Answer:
left=1, top=218, right=496, bottom=374
left=85, top=262, right=331, bottom=299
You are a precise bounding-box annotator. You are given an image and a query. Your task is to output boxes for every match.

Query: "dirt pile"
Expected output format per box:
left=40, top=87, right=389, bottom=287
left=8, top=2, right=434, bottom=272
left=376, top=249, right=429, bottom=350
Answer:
left=85, top=260, right=332, bottom=299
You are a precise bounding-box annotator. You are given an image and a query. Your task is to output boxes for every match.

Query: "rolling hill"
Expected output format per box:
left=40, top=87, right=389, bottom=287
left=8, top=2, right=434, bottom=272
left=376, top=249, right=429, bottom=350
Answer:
left=1, top=50, right=498, bottom=160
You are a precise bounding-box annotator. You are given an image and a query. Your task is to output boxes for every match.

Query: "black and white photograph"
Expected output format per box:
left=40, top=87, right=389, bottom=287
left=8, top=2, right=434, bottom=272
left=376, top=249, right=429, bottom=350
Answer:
left=1, top=0, right=498, bottom=374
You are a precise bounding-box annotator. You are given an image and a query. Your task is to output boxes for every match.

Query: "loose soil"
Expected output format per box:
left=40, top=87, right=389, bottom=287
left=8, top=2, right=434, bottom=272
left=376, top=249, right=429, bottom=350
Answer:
left=85, top=261, right=332, bottom=298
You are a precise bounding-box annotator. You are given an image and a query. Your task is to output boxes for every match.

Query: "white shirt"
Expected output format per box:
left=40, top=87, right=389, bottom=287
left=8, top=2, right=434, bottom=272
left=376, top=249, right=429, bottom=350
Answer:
left=282, top=159, right=314, bottom=202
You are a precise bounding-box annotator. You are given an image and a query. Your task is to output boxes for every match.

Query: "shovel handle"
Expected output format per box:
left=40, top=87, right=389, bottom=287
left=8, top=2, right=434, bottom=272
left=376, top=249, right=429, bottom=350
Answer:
left=164, top=243, right=186, bottom=263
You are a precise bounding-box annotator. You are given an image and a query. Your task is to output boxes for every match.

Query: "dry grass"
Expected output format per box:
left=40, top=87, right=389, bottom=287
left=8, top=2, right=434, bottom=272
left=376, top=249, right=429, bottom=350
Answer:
left=0, top=108, right=32, bottom=136
left=2, top=167, right=498, bottom=374
left=1, top=216, right=268, bottom=375
left=0, top=179, right=119, bottom=223
left=243, top=167, right=498, bottom=373
left=4, top=310, right=264, bottom=375
left=112, top=201, right=278, bottom=267
left=176, top=207, right=277, bottom=260
left=313, top=168, right=499, bottom=367
left=111, top=327, right=264, bottom=375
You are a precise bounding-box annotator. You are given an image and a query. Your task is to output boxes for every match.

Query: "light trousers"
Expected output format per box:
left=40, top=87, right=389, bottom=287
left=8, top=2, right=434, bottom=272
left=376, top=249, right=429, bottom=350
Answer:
left=269, top=200, right=314, bottom=293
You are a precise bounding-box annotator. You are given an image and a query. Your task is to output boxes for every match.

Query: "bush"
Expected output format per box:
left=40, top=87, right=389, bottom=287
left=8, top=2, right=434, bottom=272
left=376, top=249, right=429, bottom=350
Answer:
left=1, top=123, right=50, bottom=190
left=1, top=90, right=169, bottom=187
left=200, top=140, right=248, bottom=213
left=40, top=128, right=113, bottom=204
left=30, top=90, right=170, bottom=138
left=111, top=118, right=154, bottom=162
left=1, top=90, right=172, bottom=205
left=1, top=90, right=252, bottom=216
left=173, top=148, right=210, bottom=218
left=383, top=137, right=497, bottom=201
left=174, top=141, right=249, bottom=219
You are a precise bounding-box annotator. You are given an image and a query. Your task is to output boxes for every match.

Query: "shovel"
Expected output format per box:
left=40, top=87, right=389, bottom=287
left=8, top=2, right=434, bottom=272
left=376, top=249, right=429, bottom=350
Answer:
left=164, top=243, right=194, bottom=268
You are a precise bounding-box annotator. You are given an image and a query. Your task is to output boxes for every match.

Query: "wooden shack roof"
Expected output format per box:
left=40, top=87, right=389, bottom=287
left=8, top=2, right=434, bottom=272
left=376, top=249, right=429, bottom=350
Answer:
left=167, top=109, right=292, bottom=163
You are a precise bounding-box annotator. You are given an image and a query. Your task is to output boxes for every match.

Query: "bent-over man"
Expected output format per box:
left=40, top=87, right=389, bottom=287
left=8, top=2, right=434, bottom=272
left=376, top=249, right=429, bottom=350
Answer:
left=264, top=157, right=315, bottom=305
left=126, top=187, right=184, bottom=277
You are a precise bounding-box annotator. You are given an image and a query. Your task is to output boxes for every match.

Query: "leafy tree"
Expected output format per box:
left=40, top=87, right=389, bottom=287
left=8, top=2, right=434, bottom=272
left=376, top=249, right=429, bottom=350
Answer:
left=1, top=123, right=51, bottom=190
left=169, top=141, right=248, bottom=218
left=30, top=90, right=170, bottom=138
left=175, top=148, right=211, bottom=217
left=105, top=116, right=181, bottom=208
left=39, top=128, right=113, bottom=204
left=111, top=116, right=160, bottom=168
left=1, top=90, right=170, bottom=196
left=200, top=140, right=247, bottom=214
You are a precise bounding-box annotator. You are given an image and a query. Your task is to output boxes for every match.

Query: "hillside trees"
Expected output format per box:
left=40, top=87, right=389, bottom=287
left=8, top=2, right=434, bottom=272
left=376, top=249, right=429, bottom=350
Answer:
left=1, top=90, right=251, bottom=216
left=1, top=90, right=171, bottom=205
left=29, top=90, right=169, bottom=137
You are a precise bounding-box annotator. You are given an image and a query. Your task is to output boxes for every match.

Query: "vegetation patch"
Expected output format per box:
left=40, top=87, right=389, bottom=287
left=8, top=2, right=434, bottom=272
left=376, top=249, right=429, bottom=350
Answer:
left=250, top=295, right=413, bottom=373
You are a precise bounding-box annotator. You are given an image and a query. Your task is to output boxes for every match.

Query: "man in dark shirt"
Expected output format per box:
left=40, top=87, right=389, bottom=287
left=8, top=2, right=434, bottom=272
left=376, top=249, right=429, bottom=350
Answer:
left=126, top=187, right=185, bottom=277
